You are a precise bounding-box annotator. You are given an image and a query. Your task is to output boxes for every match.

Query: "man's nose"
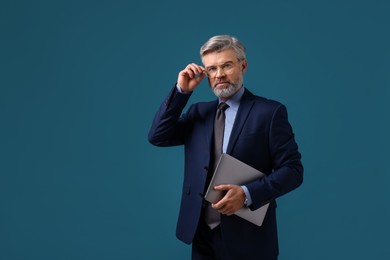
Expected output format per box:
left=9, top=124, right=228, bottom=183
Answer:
left=215, top=67, right=226, bottom=78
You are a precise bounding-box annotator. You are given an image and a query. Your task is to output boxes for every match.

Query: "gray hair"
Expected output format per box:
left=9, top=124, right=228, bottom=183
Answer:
left=200, top=35, right=246, bottom=61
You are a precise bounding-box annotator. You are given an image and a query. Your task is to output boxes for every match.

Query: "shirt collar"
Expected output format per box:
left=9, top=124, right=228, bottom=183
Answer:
left=219, top=86, right=245, bottom=109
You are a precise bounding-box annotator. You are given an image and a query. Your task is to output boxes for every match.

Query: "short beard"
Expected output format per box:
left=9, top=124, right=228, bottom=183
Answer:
left=212, top=79, right=243, bottom=98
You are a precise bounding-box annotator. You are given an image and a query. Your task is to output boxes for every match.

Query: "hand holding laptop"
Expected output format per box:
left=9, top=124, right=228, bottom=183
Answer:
left=204, top=153, right=270, bottom=226
left=211, top=184, right=247, bottom=216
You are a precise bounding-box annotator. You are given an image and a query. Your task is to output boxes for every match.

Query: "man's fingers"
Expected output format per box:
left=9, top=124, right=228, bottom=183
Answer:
left=212, top=202, right=234, bottom=216
left=213, top=184, right=232, bottom=191
left=189, top=63, right=204, bottom=74
left=184, top=64, right=204, bottom=78
left=211, top=185, right=245, bottom=215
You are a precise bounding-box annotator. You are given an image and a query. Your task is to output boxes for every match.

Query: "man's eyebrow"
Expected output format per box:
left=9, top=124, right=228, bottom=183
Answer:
left=205, top=60, right=234, bottom=68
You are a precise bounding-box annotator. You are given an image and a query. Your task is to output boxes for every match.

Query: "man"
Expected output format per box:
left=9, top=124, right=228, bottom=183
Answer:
left=148, top=35, right=303, bottom=260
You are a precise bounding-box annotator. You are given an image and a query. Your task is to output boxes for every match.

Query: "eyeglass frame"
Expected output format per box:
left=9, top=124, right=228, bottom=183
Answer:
left=203, top=59, right=243, bottom=78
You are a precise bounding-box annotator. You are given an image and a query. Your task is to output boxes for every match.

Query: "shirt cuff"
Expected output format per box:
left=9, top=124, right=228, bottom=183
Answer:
left=176, top=84, right=191, bottom=94
left=241, top=185, right=253, bottom=207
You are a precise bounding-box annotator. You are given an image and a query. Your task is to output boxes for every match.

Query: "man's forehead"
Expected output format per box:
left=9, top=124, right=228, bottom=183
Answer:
left=202, top=49, right=237, bottom=66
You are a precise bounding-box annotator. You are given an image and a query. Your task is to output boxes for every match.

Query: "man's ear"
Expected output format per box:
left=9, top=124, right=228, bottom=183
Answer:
left=241, top=59, right=248, bottom=74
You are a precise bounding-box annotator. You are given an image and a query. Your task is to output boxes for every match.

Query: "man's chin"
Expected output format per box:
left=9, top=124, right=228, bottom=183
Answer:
left=213, top=88, right=233, bottom=98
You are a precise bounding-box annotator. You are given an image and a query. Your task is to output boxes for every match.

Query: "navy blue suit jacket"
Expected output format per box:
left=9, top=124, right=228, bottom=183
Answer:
left=148, top=86, right=303, bottom=258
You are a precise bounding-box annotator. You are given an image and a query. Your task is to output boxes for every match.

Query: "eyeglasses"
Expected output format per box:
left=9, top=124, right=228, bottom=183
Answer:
left=203, top=60, right=240, bottom=78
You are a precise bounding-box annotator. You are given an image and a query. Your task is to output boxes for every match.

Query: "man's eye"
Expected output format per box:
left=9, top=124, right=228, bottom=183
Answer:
left=222, top=63, right=233, bottom=70
left=207, top=67, right=217, bottom=73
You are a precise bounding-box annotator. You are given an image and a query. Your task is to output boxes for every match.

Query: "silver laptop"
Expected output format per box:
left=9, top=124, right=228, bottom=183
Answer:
left=204, top=153, right=270, bottom=226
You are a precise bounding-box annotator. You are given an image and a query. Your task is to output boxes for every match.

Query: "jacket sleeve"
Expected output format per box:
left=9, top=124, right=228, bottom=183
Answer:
left=148, top=85, right=192, bottom=147
left=246, top=104, right=303, bottom=210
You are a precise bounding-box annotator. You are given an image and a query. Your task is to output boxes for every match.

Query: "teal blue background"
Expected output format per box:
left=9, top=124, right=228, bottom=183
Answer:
left=1, top=0, right=389, bottom=259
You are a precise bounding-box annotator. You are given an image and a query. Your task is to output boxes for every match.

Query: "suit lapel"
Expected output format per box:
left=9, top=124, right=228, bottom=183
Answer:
left=226, top=89, right=255, bottom=154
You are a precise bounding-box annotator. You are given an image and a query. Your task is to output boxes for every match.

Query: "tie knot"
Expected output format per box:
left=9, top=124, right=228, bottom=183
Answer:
left=218, top=102, right=229, bottom=112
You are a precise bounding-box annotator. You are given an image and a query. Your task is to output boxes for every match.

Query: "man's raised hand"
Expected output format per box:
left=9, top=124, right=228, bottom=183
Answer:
left=177, top=63, right=206, bottom=92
